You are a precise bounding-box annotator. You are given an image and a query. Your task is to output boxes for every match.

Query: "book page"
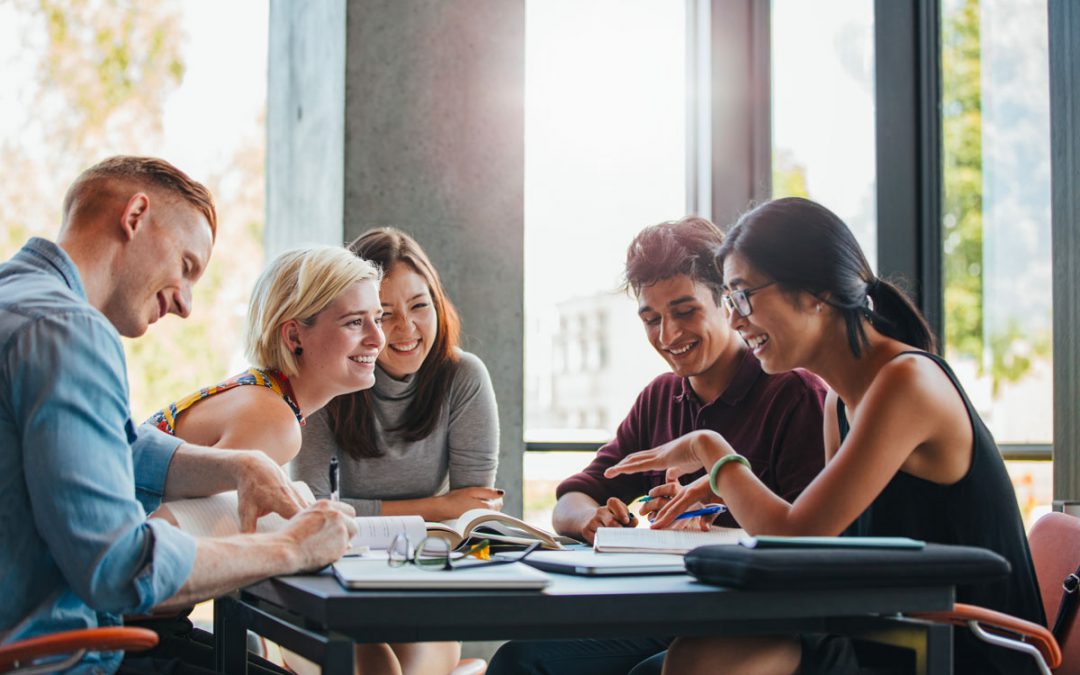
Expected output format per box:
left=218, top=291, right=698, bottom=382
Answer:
left=352, top=515, right=426, bottom=550
left=164, top=482, right=317, bottom=537
left=167, top=491, right=247, bottom=537
left=452, top=509, right=567, bottom=547
left=594, top=527, right=744, bottom=554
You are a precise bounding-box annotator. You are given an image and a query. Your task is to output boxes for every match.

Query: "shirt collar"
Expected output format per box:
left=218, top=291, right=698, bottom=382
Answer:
left=675, top=347, right=762, bottom=408
left=20, top=237, right=87, bottom=301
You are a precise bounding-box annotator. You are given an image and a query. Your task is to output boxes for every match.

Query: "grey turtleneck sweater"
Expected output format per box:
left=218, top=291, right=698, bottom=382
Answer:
left=290, top=350, right=499, bottom=516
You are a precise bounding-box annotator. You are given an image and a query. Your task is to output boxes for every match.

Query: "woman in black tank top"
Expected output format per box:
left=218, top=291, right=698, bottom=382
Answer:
left=604, top=198, right=1043, bottom=675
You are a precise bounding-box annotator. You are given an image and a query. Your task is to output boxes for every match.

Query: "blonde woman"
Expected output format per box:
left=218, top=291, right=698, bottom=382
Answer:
left=148, top=244, right=384, bottom=468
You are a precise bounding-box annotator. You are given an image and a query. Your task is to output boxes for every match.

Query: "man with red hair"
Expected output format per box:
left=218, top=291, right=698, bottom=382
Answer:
left=0, top=156, right=357, bottom=674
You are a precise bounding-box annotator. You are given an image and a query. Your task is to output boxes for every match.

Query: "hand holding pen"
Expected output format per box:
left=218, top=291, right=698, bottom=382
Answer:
left=640, top=476, right=723, bottom=530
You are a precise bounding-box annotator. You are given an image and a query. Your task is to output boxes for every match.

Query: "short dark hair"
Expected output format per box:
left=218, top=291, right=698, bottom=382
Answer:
left=62, top=156, right=217, bottom=239
left=718, top=197, right=935, bottom=357
left=623, top=216, right=725, bottom=304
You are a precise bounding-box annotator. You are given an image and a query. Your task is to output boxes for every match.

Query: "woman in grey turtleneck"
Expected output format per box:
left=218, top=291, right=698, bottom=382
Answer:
left=291, top=227, right=499, bottom=675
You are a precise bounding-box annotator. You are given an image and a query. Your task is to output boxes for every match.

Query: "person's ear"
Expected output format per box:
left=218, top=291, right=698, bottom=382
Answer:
left=280, top=320, right=302, bottom=354
left=804, top=291, right=831, bottom=312
left=120, top=193, right=150, bottom=241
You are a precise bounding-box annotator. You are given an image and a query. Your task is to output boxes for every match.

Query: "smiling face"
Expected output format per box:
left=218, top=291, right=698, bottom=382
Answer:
left=293, top=279, right=385, bottom=394
left=108, top=198, right=213, bottom=338
left=721, top=252, right=825, bottom=374
left=637, top=274, right=741, bottom=397
left=377, top=263, right=438, bottom=379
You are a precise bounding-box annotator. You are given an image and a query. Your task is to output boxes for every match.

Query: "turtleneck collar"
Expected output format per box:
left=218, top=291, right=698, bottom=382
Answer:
left=373, top=362, right=418, bottom=400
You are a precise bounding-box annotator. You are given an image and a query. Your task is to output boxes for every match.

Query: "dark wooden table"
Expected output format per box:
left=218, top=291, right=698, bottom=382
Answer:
left=214, top=568, right=955, bottom=674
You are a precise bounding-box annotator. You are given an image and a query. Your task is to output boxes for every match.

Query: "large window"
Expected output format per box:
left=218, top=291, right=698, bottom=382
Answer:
left=771, top=0, right=876, bottom=266
left=941, top=0, right=1052, bottom=447
left=941, top=0, right=1052, bottom=522
left=0, top=0, right=267, bottom=422
left=522, top=0, right=687, bottom=526
left=523, top=0, right=685, bottom=445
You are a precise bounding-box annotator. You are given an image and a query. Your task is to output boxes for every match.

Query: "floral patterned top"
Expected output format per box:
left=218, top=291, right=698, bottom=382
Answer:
left=147, top=367, right=304, bottom=435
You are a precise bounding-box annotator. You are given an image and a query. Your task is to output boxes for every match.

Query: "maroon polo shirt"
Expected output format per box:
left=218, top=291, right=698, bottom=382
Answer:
left=556, top=349, right=827, bottom=528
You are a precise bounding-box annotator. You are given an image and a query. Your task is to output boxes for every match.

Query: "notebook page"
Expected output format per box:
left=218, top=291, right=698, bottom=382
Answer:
left=352, top=515, right=426, bottom=550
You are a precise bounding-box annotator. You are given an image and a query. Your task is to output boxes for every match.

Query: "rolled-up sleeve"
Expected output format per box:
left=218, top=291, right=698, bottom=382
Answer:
left=132, top=421, right=183, bottom=513
left=10, top=312, right=195, bottom=613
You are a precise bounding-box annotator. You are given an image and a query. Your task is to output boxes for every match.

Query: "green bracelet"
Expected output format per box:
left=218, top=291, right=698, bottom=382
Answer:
left=708, top=454, right=751, bottom=496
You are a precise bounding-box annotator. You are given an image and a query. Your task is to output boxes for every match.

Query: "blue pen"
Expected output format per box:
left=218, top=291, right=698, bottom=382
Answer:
left=673, top=504, right=727, bottom=521
left=636, top=495, right=671, bottom=504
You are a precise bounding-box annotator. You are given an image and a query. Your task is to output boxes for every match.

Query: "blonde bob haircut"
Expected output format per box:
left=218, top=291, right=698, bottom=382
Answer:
left=245, top=245, right=381, bottom=378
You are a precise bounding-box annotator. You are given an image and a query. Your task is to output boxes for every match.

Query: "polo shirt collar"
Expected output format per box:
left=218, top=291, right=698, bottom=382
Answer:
left=675, top=347, right=762, bottom=407
left=21, top=237, right=87, bottom=301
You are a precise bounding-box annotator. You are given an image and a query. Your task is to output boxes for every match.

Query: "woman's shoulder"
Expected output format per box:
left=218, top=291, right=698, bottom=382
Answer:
left=864, top=350, right=968, bottom=419
left=449, top=349, right=493, bottom=385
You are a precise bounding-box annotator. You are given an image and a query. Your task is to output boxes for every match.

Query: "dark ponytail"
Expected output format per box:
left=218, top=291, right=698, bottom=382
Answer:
left=717, top=197, right=935, bottom=357
left=865, top=278, right=936, bottom=354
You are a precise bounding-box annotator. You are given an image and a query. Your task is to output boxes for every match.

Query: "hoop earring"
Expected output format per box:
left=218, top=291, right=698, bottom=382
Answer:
left=294, top=346, right=304, bottom=356
left=816, top=304, right=822, bottom=313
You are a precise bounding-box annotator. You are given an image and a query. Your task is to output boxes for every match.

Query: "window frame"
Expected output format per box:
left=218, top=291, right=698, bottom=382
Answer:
left=528, top=1, right=1068, bottom=478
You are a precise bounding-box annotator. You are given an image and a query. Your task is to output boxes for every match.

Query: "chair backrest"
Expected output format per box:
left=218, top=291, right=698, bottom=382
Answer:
left=1028, top=511, right=1080, bottom=674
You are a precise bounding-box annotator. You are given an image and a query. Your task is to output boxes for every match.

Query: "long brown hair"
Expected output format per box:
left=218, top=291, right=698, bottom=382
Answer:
left=327, top=227, right=462, bottom=458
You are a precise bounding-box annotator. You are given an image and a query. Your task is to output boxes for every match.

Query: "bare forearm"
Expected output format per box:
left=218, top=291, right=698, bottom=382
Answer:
left=552, top=492, right=599, bottom=539
left=695, top=434, right=801, bottom=535
left=378, top=496, right=448, bottom=521
left=155, top=532, right=297, bottom=612
left=163, top=444, right=257, bottom=500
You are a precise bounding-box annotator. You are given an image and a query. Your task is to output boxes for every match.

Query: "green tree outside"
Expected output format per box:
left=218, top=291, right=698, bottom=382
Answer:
left=1, top=0, right=266, bottom=420
left=942, top=0, right=1050, bottom=395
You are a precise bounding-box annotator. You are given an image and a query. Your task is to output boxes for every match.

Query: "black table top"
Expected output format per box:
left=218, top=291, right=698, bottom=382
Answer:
left=238, top=568, right=955, bottom=644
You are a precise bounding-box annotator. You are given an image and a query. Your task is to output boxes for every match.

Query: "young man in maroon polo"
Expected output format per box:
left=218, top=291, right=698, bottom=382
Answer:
left=487, top=217, right=828, bottom=675
left=553, top=215, right=827, bottom=542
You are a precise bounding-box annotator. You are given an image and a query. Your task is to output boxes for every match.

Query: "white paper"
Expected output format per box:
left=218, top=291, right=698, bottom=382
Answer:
left=166, top=482, right=317, bottom=536
left=351, top=515, right=426, bottom=550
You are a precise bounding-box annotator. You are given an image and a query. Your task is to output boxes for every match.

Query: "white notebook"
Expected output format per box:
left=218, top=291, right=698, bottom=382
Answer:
left=162, top=482, right=426, bottom=554
left=593, top=527, right=744, bottom=554
left=331, top=559, right=551, bottom=590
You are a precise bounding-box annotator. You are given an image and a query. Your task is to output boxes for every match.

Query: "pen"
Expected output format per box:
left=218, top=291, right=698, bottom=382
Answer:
left=673, top=504, right=727, bottom=521
left=636, top=495, right=671, bottom=504
left=329, top=456, right=340, bottom=502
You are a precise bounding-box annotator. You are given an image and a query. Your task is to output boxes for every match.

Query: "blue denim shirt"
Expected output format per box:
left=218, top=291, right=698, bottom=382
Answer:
left=0, top=238, right=197, bottom=674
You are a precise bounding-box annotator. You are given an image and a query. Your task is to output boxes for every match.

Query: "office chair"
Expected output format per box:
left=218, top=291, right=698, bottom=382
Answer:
left=0, top=626, right=158, bottom=675
left=914, top=511, right=1080, bottom=675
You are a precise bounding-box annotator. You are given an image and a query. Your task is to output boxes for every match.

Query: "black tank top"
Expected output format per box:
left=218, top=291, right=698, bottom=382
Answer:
left=838, top=351, right=1044, bottom=674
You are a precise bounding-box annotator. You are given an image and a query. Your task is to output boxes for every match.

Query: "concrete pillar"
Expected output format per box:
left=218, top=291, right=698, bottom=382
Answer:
left=268, top=0, right=526, bottom=517
left=266, top=0, right=347, bottom=253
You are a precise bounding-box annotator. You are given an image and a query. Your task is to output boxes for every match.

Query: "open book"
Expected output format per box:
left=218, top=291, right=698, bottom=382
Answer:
left=593, top=526, right=744, bottom=554
left=159, top=483, right=426, bottom=553
left=424, top=509, right=577, bottom=551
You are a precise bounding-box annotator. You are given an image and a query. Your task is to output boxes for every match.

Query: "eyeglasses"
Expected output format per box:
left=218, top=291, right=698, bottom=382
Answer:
left=721, top=281, right=776, bottom=318
left=387, top=535, right=540, bottom=571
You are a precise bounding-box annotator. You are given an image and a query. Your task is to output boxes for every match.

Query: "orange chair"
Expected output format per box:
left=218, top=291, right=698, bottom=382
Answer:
left=915, top=511, right=1080, bottom=675
left=0, top=626, right=158, bottom=675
